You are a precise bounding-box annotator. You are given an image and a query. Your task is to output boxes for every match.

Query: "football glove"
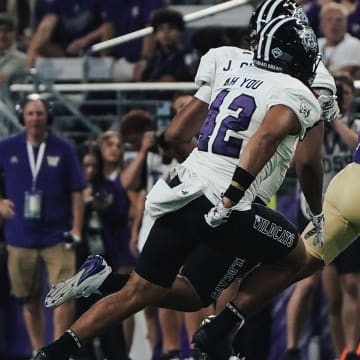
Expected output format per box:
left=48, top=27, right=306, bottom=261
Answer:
left=304, top=212, right=324, bottom=248
left=318, top=94, right=340, bottom=122
left=204, top=201, right=232, bottom=228
left=33, top=330, right=81, bottom=360
left=33, top=347, right=68, bottom=360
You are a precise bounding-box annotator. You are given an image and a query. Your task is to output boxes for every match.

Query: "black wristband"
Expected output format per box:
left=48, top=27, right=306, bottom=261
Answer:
left=232, top=166, right=255, bottom=189
left=156, top=131, right=170, bottom=151
left=223, top=184, right=245, bottom=204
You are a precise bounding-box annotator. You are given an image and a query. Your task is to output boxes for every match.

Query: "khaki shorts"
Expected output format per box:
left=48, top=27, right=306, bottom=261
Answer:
left=7, top=243, right=75, bottom=299
left=303, top=163, right=360, bottom=264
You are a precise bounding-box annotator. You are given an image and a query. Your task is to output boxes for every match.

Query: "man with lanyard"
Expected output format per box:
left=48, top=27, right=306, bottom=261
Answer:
left=0, top=94, right=86, bottom=356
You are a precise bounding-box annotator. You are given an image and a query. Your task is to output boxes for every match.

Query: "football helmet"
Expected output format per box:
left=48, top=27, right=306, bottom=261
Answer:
left=249, top=0, right=309, bottom=48
left=253, top=16, right=320, bottom=87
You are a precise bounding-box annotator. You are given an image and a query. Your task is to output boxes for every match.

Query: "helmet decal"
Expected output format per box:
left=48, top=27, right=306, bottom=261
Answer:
left=271, top=47, right=283, bottom=58
left=300, top=27, right=318, bottom=53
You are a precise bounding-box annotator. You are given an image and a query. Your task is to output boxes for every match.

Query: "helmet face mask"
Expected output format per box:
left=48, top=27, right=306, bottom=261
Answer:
left=253, top=16, right=320, bottom=87
left=248, top=0, right=309, bottom=49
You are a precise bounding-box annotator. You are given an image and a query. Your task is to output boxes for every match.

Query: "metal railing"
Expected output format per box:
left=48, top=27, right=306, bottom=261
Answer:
left=2, top=80, right=198, bottom=142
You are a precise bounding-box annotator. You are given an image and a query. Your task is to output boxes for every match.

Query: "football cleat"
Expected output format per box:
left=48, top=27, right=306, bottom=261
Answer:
left=45, top=255, right=112, bottom=308
left=192, top=325, right=234, bottom=360
left=32, top=347, right=71, bottom=360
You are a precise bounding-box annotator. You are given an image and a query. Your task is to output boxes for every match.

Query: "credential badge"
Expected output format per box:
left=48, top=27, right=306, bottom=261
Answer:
left=10, top=155, right=18, bottom=163
left=47, top=156, right=60, bottom=167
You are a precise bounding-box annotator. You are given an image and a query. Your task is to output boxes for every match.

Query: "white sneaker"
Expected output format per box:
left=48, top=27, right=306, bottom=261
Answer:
left=45, top=255, right=112, bottom=308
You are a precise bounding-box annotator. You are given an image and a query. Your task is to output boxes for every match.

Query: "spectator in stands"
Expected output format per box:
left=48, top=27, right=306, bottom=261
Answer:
left=0, top=93, right=86, bottom=355
left=26, top=0, right=111, bottom=68
left=74, top=141, right=130, bottom=360
left=119, top=110, right=157, bottom=255
left=301, top=0, right=332, bottom=36
left=96, top=131, right=135, bottom=275
left=0, top=12, right=26, bottom=85
left=103, top=0, right=165, bottom=82
left=6, top=0, right=43, bottom=51
left=343, top=0, right=360, bottom=39
left=98, top=129, right=159, bottom=354
left=141, top=7, right=192, bottom=83
left=318, top=2, right=360, bottom=78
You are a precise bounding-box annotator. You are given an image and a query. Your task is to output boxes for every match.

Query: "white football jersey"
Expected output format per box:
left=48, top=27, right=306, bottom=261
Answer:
left=182, top=46, right=321, bottom=210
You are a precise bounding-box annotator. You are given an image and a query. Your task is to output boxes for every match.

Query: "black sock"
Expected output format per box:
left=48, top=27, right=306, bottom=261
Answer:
left=99, top=273, right=130, bottom=295
left=42, top=331, right=81, bottom=359
left=204, top=302, right=245, bottom=338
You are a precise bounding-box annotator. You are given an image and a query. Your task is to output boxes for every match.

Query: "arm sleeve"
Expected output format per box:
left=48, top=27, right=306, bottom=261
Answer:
left=194, top=84, right=211, bottom=104
left=194, top=49, right=217, bottom=88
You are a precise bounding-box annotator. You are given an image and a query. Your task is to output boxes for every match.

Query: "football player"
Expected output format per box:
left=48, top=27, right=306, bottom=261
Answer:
left=34, top=16, right=321, bottom=360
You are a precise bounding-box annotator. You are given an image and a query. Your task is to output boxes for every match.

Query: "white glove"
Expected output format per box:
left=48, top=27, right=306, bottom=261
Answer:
left=318, top=94, right=340, bottom=122
left=304, top=212, right=324, bottom=247
left=204, top=201, right=232, bottom=228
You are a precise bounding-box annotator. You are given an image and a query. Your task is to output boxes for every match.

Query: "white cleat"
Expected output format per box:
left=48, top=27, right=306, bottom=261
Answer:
left=45, top=255, right=112, bottom=308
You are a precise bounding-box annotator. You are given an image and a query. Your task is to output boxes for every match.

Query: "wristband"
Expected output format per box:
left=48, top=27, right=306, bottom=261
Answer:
left=232, top=166, right=255, bottom=189
left=156, top=131, right=170, bottom=151
left=223, top=184, right=245, bottom=204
